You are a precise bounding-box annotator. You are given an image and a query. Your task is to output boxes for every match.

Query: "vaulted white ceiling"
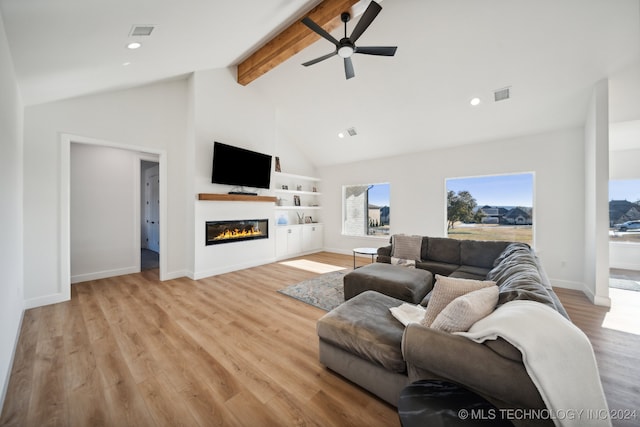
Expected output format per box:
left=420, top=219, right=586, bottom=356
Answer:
left=1, top=0, right=639, bottom=166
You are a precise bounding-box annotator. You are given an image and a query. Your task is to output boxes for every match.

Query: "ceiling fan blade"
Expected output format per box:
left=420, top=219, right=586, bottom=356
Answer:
left=344, top=57, right=355, bottom=80
left=301, top=17, right=340, bottom=47
left=355, top=46, right=397, bottom=56
left=302, top=51, right=337, bottom=67
left=349, top=0, right=382, bottom=43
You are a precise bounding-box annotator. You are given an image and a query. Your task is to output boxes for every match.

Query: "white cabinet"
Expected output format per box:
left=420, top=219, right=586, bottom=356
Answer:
left=275, top=225, right=303, bottom=258
left=302, top=224, right=323, bottom=252
left=275, top=224, right=323, bottom=259
left=273, top=172, right=323, bottom=259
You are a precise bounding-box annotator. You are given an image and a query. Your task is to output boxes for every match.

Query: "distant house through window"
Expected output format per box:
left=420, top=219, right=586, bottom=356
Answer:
left=446, top=173, right=534, bottom=245
left=609, top=179, right=640, bottom=243
left=343, top=183, right=390, bottom=237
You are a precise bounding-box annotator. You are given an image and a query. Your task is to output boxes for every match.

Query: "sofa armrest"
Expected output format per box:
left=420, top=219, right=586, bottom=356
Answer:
left=377, top=245, right=392, bottom=263
left=402, top=323, right=545, bottom=410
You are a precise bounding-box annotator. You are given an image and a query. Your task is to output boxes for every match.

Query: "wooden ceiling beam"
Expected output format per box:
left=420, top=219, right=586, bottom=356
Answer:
left=237, top=0, right=360, bottom=86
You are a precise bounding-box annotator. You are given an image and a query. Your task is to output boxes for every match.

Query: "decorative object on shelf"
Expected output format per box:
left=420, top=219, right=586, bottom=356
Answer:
left=277, top=213, right=288, bottom=225
left=296, top=185, right=303, bottom=191
left=296, top=212, right=305, bottom=224
left=275, top=156, right=281, bottom=172
left=312, top=186, right=318, bottom=192
left=281, top=184, right=288, bottom=190
left=305, top=216, right=313, bottom=224
left=294, top=195, right=301, bottom=206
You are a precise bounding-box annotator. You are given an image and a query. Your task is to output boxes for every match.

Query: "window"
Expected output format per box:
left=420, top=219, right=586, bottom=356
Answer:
left=609, top=179, right=640, bottom=243
left=446, top=173, right=534, bottom=245
left=343, top=183, right=390, bottom=236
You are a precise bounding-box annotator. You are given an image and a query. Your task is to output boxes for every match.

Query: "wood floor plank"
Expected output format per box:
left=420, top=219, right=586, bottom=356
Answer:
left=2, top=252, right=639, bottom=427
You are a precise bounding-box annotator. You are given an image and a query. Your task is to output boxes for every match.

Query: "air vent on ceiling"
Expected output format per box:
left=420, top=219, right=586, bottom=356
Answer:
left=347, top=127, right=358, bottom=136
left=129, top=25, right=155, bottom=37
left=494, top=87, right=511, bottom=102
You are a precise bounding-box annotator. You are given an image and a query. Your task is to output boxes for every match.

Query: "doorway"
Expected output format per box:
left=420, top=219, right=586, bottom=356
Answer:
left=141, top=160, right=160, bottom=270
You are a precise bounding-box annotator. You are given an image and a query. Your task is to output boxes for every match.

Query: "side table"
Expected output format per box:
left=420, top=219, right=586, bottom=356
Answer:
left=352, top=247, right=378, bottom=269
left=398, top=380, right=514, bottom=426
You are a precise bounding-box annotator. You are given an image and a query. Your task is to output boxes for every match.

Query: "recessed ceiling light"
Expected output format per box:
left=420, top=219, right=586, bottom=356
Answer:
left=338, top=132, right=345, bottom=138
left=122, top=62, right=131, bottom=66
left=470, top=97, right=481, bottom=106
left=127, top=42, right=142, bottom=49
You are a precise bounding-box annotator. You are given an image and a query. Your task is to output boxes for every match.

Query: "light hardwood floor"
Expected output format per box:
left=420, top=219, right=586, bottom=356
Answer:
left=1, top=252, right=639, bottom=426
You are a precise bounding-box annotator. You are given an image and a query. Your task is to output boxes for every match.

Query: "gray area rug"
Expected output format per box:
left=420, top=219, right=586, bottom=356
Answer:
left=278, top=270, right=348, bottom=311
left=609, top=278, right=640, bottom=292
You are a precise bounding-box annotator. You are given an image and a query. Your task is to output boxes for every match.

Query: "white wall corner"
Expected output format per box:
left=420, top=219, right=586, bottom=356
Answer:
left=583, top=79, right=610, bottom=304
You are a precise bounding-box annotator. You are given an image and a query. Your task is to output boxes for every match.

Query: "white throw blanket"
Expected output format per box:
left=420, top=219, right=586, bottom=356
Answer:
left=455, top=300, right=611, bottom=427
left=389, top=303, right=425, bottom=326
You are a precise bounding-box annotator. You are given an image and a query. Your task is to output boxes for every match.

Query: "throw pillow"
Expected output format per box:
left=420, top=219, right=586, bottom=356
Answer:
left=391, top=257, right=416, bottom=268
left=422, top=275, right=496, bottom=327
left=430, top=286, right=499, bottom=333
left=391, top=234, right=422, bottom=261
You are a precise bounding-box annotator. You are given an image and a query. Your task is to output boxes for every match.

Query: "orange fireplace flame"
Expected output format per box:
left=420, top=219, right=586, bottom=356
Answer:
left=214, top=226, right=264, bottom=241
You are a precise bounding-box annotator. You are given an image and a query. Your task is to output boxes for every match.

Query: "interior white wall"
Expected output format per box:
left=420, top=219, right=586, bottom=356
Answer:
left=23, top=79, right=189, bottom=307
left=319, top=127, right=587, bottom=292
left=0, top=12, right=25, bottom=412
left=584, top=80, right=611, bottom=306
left=189, top=68, right=315, bottom=278
left=70, top=144, right=141, bottom=283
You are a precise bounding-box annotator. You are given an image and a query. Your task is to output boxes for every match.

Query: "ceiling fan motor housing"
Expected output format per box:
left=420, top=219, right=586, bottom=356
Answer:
left=338, top=39, right=355, bottom=58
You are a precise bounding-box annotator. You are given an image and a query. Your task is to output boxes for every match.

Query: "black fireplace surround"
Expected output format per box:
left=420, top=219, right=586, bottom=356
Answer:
left=206, top=219, right=269, bottom=245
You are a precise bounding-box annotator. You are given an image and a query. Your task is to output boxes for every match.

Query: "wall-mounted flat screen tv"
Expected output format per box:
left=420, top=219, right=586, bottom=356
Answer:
left=211, top=141, right=272, bottom=189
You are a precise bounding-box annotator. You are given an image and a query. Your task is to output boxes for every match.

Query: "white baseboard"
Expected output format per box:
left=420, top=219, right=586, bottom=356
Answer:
left=24, top=292, right=70, bottom=309
left=162, top=270, right=189, bottom=281
left=0, top=308, right=24, bottom=415
left=71, top=266, right=139, bottom=284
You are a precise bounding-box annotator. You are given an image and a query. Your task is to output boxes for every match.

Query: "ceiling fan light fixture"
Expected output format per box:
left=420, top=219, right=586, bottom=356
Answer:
left=338, top=46, right=354, bottom=58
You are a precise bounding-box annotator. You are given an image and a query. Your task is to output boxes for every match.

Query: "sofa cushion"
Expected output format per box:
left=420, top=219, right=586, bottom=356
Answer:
left=431, top=286, right=499, bottom=333
left=416, top=261, right=459, bottom=277
left=450, top=265, right=491, bottom=280
left=460, top=240, right=511, bottom=269
left=422, top=275, right=497, bottom=327
left=425, top=237, right=460, bottom=264
left=317, top=291, right=407, bottom=373
left=391, top=234, right=423, bottom=261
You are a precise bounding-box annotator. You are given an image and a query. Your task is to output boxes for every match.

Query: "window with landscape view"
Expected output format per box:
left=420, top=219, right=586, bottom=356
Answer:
left=343, top=183, right=390, bottom=237
left=609, top=179, right=640, bottom=243
left=446, top=173, right=534, bottom=245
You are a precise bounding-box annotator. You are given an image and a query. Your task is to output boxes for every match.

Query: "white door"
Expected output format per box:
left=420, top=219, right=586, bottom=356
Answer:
left=144, top=165, right=160, bottom=252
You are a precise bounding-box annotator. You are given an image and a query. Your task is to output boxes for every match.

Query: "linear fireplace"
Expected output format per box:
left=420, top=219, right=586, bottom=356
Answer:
left=206, top=219, right=269, bottom=246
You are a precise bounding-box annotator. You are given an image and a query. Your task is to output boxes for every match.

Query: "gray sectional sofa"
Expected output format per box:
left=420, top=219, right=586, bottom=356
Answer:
left=317, top=236, right=568, bottom=426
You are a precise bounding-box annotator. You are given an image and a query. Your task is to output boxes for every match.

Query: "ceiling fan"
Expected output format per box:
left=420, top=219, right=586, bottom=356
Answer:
left=301, top=0, right=397, bottom=80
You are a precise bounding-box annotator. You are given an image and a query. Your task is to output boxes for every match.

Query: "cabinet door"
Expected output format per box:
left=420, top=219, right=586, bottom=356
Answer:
left=275, top=227, right=288, bottom=258
left=302, top=224, right=323, bottom=252
left=287, top=226, right=302, bottom=255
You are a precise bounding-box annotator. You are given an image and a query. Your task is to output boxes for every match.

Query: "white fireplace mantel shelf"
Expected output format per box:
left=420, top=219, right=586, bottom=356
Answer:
left=197, top=193, right=277, bottom=203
